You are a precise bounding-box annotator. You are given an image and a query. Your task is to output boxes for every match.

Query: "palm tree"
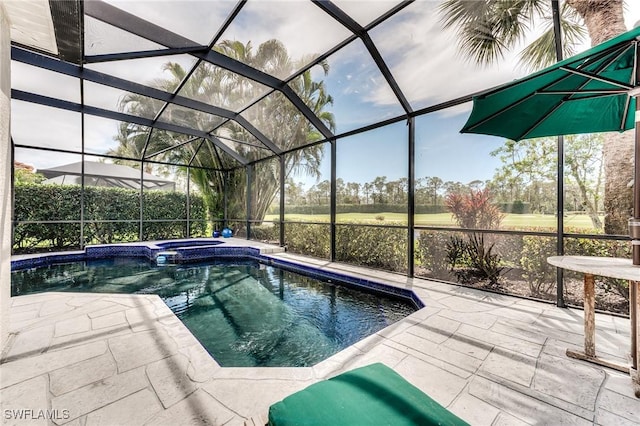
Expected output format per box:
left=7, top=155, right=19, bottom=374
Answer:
left=111, top=39, right=335, bottom=224
left=372, top=176, right=387, bottom=204
left=439, top=0, right=630, bottom=234
left=426, top=176, right=444, bottom=205
left=363, top=182, right=373, bottom=204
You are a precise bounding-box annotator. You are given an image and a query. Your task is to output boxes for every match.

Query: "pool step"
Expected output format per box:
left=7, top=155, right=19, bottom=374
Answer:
left=156, top=251, right=179, bottom=265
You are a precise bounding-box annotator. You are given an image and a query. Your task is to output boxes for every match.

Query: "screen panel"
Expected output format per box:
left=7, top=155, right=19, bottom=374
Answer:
left=241, top=92, right=323, bottom=152
left=369, top=0, right=532, bottom=111
left=415, top=106, right=557, bottom=232
left=215, top=0, right=351, bottom=80
left=85, top=15, right=164, bottom=56
left=12, top=101, right=82, bottom=152
left=12, top=61, right=80, bottom=103
left=336, top=121, right=408, bottom=225
left=291, top=39, right=404, bottom=135
left=178, top=62, right=271, bottom=112
left=104, top=0, right=234, bottom=46
left=284, top=143, right=331, bottom=223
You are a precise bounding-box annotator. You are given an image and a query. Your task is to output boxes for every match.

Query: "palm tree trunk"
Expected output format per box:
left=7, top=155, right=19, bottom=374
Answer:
left=603, top=131, right=635, bottom=234
left=566, top=0, right=626, bottom=45
left=567, top=0, right=630, bottom=234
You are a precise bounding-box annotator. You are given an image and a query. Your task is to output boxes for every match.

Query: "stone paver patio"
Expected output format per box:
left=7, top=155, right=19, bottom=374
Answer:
left=2, top=246, right=640, bottom=425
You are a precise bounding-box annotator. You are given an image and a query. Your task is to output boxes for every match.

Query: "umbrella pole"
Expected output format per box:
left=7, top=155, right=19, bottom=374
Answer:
left=633, top=44, right=640, bottom=265
left=631, top=98, right=638, bottom=374
left=634, top=110, right=640, bottom=265
left=633, top=92, right=640, bottom=396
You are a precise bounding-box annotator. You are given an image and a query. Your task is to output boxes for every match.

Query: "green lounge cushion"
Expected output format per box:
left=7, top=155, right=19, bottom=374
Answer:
left=268, top=363, right=469, bottom=426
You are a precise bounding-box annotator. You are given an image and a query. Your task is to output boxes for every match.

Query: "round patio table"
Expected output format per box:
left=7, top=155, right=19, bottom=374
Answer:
left=547, top=256, right=640, bottom=398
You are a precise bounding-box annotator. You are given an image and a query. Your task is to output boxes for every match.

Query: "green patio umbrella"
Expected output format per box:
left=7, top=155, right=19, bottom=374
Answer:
left=461, top=25, right=640, bottom=263
left=461, top=26, right=640, bottom=141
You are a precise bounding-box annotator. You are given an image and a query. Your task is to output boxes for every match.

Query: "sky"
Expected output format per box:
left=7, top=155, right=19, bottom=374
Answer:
left=11, top=0, right=640, bottom=189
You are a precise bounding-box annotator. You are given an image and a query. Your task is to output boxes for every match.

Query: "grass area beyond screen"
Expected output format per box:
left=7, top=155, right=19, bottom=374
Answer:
left=264, top=213, right=601, bottom=231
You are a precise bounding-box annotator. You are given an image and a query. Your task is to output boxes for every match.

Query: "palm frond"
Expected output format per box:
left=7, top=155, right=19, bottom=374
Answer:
left=439, top=0, right=548, bottom=66
left=459, top=21, right=510, bottom=65
left=519, top=28, right=558, bottom=70
left=518, top=2, right=586, bottom=71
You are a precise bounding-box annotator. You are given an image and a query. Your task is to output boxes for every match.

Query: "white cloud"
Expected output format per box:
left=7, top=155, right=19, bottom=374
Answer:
left=83, top=115, right=122, bottom=155
left=219, top=1, right=352, bottom=72
left=367, top=2, right=530, bottom=108
left=11, top=100, right=82, bottom=152
left=84, top=81, right=128, bottom=113
left=106, top=0, right=235, bottom=45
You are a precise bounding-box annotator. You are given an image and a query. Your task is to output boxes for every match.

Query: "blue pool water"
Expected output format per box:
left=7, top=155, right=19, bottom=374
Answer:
left=11, top=258, right=418, bottom=367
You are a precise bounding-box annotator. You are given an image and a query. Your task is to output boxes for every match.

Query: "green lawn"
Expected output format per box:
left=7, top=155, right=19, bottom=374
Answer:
left=263, top=212, right=601, bottom=231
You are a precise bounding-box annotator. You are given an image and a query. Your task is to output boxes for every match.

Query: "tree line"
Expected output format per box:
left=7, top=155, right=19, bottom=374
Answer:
left=286, top=175, right=464, bottom=207
left=282, top=134, right=604, bottom=228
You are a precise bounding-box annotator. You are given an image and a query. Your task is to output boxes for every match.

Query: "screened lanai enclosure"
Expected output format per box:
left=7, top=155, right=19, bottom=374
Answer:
left=7, top=0, right=640, bottom=315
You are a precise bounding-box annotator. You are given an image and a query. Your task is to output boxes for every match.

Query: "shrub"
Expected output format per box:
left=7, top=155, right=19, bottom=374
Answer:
left=250, top=223, right=280, bottom=243
left=285, top=223, right=330, bottom=258
left=466, top=234, right=504, bottom=285
left=445, top=188, right=504, bottom=229
left=444, top=188, right=505, bottom=284
left=446, top=234, right=504, bottom=285
left=13, top=184, right=82, bottom=251
left=520, top=231, right=630, bottom=300
left=446, top=235, right=468, bottom=269
left=520, top=235, right=557, bottom=296
left=335, top=224, right=407, bottom=273
left=283, top=222, right=408, bottom=272
left=564, top=237, right=630, bottom=301
left=415, top=230, right=454, bottom=279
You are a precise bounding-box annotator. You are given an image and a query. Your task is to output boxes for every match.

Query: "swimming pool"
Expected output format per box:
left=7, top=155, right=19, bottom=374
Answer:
left=12, top=255, right=419, bottom=367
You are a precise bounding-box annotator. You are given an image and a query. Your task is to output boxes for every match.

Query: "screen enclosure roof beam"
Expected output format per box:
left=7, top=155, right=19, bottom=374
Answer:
left=84, top=0, right=335, bottom=141
left=11, top=47, right=279, bottom=159
left=312, top=0, right=413, bottom=115
left=12, top=89, right=248, bottom=166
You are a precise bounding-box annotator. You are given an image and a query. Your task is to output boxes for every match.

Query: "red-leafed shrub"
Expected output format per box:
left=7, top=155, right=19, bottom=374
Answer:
left=444, top=188, right=505, bottom=284
left=444, top=188, right=504, bottom=230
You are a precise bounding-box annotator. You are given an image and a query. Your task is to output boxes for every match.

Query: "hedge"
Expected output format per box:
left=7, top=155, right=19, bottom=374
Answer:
left=335, top=224, right=407, bottom=273
left=13, top=184, right=208, bottom=252
left=249, top=223, right=627, bottom=308
left=520, top=231, right=629, bottom=300
left=248, top=222, right=407, bottom=272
